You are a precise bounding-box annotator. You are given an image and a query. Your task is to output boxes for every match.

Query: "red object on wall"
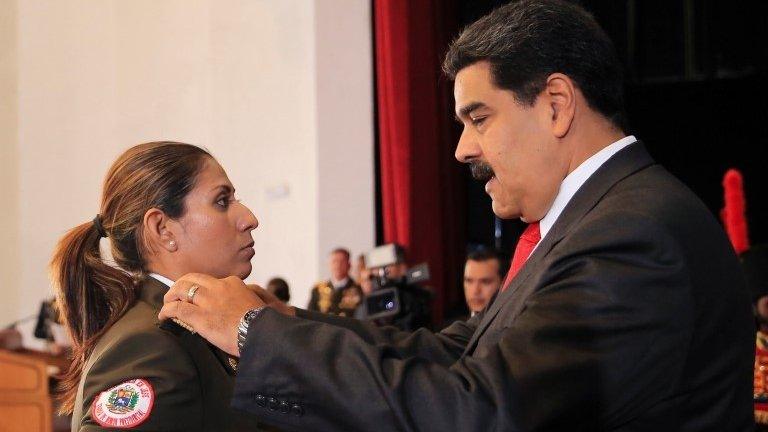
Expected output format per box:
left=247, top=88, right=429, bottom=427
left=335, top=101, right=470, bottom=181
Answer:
left=374, top=0, right=463, bottom=326
left=721, top=168, right=750, bottom=255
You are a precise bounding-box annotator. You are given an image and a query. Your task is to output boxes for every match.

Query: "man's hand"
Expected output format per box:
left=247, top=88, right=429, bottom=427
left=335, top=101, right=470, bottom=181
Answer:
left=158, top=274, right=264, bottom=356
left=247, top=284, right=296, bottom=317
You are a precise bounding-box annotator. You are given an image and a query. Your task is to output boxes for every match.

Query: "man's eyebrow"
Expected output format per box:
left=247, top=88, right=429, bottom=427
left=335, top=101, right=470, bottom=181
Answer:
left=455, top=102, right=487, bottom=122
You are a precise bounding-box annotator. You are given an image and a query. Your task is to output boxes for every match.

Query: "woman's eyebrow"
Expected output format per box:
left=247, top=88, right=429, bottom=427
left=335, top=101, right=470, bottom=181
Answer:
left=211, top=184, right=234, bottom=194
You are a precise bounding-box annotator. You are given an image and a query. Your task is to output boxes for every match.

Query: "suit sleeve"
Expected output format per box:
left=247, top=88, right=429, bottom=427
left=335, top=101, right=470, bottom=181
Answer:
left=233, top=213, right=690, bottom=431
left=77, top=329, right=203, bottom=432
left=296, top=307, right=478, bottom=366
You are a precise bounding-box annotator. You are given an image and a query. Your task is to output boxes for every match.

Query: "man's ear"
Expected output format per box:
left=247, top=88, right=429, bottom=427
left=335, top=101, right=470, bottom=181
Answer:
left=545, top=73, right=576, bottom=138
left=143, top=208, right=177, bottom=253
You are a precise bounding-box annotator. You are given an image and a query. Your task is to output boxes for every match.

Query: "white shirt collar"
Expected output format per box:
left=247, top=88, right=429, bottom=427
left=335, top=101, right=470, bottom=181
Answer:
left=539, top=135, right=637, bottom=241
left=331, top=277, right=350, bottom=289
left=148, top=272, right=175, bottom=288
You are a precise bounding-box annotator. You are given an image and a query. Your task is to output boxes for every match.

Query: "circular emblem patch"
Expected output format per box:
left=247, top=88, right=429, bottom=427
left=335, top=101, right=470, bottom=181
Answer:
left=91, top=378, right=154, bottom=429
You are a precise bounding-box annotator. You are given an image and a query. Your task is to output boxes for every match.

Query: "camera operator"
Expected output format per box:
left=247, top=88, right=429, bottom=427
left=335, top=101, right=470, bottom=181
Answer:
left=361, top=244, right=432, bottom=331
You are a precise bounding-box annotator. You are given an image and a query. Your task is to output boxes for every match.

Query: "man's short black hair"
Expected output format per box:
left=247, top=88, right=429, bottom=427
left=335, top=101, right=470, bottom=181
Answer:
left=443, top=0, right=627, bottom=131
left=466, top=246, right=505, bottom=278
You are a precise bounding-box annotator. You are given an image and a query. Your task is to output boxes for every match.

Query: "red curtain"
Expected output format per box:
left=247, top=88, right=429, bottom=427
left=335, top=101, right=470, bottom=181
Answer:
left=374, top=0, right=464, bottom=326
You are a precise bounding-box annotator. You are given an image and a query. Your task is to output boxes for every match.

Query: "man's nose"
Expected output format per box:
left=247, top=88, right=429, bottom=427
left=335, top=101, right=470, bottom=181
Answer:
left=455, top=127, right=479, bottom=163
left=469, top=282, right=482, bottom=295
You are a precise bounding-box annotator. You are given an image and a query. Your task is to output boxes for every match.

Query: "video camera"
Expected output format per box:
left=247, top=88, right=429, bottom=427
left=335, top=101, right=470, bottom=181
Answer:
left=363, top=244, right=431, bottom=320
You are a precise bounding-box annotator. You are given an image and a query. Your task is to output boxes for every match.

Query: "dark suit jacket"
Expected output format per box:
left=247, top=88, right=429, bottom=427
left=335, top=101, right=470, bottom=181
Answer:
left=233, top=143, right=754, bottom=431
left=73, top=277, right=261, bottom=431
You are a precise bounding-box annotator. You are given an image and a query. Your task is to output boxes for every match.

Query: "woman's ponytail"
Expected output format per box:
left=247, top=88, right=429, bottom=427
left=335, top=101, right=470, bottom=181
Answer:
left=50, top=220, right=136, bottom=414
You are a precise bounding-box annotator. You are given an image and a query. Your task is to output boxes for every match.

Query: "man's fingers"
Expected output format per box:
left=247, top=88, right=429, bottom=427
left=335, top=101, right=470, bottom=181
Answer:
left=248, top=284, right=268, bottom=297
left=164, top=280, right=209, bottom=307
left=248, top=284, right=282, bottom=304
left=158, top=299, right=202, bottom=328
left=164, top=274, right=217, bottom=305
left=247, top=284, right=295, bottom=316
left=245, top=283, right=265, bottom=292
left=164, top=279, right=193, bottom=303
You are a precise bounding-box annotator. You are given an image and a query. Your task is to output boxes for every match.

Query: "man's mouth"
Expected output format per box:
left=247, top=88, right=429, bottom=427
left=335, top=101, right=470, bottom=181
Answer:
left=469, top=161, right=495, bottom=182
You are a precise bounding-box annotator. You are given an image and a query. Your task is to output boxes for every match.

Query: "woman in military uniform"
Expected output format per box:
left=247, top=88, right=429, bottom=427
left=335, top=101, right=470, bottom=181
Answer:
left=51, top=142, right=262, bottom=431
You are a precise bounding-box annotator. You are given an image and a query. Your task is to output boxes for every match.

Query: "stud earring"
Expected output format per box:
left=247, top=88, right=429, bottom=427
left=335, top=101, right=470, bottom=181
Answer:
left=169, top=240, right=176, bottom=249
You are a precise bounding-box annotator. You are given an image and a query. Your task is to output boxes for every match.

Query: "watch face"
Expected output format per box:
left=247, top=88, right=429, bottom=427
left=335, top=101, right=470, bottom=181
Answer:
left=238, top=308, right=262, bottom=355
left=243, top=308, right=261, bottom=326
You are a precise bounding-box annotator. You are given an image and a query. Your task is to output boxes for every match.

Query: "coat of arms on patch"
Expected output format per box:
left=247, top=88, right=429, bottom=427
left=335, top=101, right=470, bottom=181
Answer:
left=91, top=378, right=154, bottom=428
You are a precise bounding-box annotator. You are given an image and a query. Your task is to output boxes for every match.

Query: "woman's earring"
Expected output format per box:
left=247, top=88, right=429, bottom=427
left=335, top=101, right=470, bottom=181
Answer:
left=169, top=240, right=176, bottom=250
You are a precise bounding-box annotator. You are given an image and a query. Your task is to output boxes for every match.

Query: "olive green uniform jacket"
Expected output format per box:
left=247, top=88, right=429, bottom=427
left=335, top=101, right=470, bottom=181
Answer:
left=72, top=277, right=261, bottom=431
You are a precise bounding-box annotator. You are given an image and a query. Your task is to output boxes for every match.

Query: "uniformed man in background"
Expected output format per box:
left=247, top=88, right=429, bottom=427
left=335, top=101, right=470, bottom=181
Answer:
left=307, top=248, right=363, bottom=317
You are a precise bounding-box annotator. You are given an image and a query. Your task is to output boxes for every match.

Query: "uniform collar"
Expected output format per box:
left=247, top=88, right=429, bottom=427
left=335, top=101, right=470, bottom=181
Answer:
left=140, top=274, right=172, bottom=310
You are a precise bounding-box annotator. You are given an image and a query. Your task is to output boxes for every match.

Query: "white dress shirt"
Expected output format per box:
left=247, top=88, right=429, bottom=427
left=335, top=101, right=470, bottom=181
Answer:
left=331, top=277, right=350, bottom=290
left=538, top=135, right=637, bottom=244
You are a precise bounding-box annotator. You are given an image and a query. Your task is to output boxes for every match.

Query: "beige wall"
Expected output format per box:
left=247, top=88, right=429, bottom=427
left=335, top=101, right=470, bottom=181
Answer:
left=1, top=0, right=374, bottom=346
left=315, top=0, right=375, bottom=276
left=0, top=0, right=20, bottom=325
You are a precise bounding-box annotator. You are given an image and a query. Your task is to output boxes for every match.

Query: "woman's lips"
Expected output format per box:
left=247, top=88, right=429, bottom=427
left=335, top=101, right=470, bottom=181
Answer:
left=241, top=241, right=255, bottom=258
left=241, top=246, right=255, bottom=259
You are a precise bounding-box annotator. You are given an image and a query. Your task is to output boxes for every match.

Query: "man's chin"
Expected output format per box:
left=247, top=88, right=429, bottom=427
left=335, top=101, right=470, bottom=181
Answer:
left=468, top=302, right=485, bottom=312
left=491, top=200, right=520, bottom=220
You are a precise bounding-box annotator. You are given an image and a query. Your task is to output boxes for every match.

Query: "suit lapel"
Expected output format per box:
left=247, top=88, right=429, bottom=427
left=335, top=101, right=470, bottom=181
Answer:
left=463, top=142, right=655, bottom=356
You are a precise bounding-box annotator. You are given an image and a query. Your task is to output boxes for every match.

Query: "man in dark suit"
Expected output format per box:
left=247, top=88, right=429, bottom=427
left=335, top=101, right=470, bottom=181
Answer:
left=463, top=247, right=505, bottom=317
left=159, top=0, right=754, bottom=430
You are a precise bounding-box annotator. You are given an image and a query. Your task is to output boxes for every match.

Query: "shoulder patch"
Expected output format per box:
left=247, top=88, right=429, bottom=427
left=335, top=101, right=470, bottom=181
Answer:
left=91, top=378, right=155, bottom=429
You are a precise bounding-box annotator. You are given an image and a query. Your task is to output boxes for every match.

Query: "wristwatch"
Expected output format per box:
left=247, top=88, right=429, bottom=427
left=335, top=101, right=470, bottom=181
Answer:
left=237, top=307, right=264, bottom=356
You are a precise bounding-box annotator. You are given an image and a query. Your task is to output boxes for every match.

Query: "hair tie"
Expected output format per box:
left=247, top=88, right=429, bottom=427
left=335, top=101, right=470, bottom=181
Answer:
left=92, top=214, right=108, bottom=238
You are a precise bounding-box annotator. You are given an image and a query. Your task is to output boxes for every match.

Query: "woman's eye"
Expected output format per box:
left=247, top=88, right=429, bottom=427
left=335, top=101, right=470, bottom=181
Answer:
left=216, top=196, right=241, bottom=208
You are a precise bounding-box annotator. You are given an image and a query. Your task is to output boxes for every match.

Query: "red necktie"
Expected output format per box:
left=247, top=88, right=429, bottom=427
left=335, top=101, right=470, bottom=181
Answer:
left=502, top=222, right=541, bottom=291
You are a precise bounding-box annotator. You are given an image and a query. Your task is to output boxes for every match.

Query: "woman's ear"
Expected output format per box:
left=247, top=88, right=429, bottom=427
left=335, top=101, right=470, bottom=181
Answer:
left=143, top=208, right=177, bottom=253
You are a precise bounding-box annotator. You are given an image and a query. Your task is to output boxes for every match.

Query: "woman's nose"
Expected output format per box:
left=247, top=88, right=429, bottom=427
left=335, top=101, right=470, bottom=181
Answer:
left=238, top=203, right=259, bottom=232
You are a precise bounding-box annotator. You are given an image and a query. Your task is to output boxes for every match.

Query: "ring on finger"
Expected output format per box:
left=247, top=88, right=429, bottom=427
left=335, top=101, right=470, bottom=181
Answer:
left=186, top=284, right=200, bottom=304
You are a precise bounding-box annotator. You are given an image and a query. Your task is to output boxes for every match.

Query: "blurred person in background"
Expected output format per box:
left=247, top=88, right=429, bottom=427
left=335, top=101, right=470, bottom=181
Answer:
left=266, top=277, right=290, bottom=303
left=463, top=247, right=505, bottom=317
left=307, top=248, right=363, bottom=317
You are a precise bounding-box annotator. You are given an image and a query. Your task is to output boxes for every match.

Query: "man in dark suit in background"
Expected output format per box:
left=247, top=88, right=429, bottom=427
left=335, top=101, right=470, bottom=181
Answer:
left=159, top=1, right=754, bottom=430
left=463, top=247, right=504, bottom=317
